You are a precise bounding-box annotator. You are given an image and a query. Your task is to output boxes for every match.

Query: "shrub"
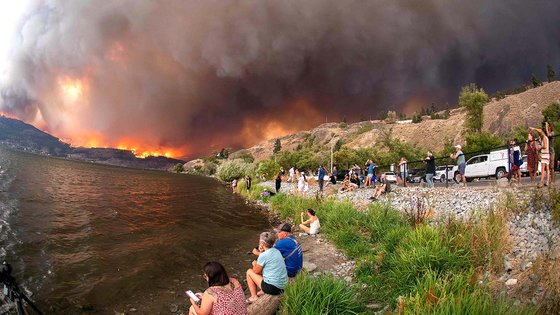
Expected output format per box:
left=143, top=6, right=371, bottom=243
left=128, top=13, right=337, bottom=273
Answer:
left=256, top=159, right=281, bottom=180
left=172, top=163, right=184, bottom=173
left=459, top=83, right=488, bottom=133
left=215, top=159, right=254, bottom=182
left=356, top=123, right=373, bottom=135
left=280, top=274, right=364, bottom=315
left=385, top=111, right=397, bottom=124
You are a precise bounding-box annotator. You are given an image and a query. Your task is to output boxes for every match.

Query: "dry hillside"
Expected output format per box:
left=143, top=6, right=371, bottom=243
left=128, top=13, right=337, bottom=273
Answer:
left=229, top=81, right=560, bottom=162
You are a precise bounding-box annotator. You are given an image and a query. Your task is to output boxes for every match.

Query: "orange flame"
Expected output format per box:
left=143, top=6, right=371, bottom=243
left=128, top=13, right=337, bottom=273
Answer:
left=58, top=76, right=88, bottom=104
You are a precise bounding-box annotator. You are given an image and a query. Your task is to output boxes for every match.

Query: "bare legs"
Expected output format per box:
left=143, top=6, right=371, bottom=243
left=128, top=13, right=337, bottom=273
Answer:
left=246, top=269, right=263, bottom=302
left=299, top=224, right=311, bottom=234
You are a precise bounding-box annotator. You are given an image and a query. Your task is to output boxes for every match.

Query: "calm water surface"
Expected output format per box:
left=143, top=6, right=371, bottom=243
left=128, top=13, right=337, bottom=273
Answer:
left=0, top=148, right=269, bottom=314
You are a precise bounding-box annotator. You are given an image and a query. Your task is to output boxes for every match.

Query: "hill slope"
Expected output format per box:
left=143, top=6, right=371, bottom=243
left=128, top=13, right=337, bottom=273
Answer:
left=231, top=81, right=560, bottom=162
left=0, top=115, right=184, bottom=170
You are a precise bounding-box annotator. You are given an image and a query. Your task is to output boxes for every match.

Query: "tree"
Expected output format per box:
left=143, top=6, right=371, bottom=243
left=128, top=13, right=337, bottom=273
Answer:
left=542, top=101, right=560, bottom=154
left=547, top=64, right=557, bottom=82
left=411, top=112, right=422, bottom=123
left=273, top=138, right=282, bottom=155
left=173, top=163, right=185, bottom=173
left=257, top=160, right=281, bottom=180
left=531, top=73, right=543, bottom=88
left=385, top=111, right=397, bottom=124
left=458, top=83, right=488, bottom=133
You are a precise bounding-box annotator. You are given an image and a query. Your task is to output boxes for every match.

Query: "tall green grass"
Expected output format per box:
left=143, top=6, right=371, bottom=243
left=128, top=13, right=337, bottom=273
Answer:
left=280, top=274, right=365, bottom=315
left=241, top=188, right=535, bottom=314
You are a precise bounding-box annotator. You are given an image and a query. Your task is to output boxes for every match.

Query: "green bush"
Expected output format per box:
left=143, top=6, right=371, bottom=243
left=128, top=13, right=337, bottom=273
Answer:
left=256, top=159, right=281, bottom=180
left=215, top=159, right=254, bottom=182
left=280, top=274, right=364, bottom=315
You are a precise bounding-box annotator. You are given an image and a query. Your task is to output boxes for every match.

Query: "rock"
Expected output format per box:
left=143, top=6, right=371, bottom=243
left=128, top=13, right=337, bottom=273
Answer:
left=129, top=308, right=137, bottom=312
left=169, top=304, right=179, bottom=313
left=303, top=262, right=317, bottom=273
left=504, top=259, right=513, bottom=273
left=522, top=261, right=533, bottom=271
left=505, top=278, right=518, bottom=286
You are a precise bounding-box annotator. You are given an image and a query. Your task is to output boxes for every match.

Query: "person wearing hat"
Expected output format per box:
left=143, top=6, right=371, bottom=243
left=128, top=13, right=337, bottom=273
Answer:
left=252, top=223, right=303, bottom=278
left=450, top=144, right=467, bottom=187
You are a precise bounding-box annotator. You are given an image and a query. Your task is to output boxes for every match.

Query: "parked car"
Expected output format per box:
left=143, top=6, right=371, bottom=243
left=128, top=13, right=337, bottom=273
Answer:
left=451, top=148, right=511, bottom=182
left=435, top=166, right=454, bottom=182
left=407, top=170, right=426, bottom=183
left=520, top=155, right=541, bottom=176
left=383, top=172, right=397, bottom=183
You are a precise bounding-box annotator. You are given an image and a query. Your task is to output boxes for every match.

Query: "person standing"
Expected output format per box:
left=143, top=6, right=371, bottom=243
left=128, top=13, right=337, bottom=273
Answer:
left=365, top=160, right=374, bottom=187
left=424, top=151, right=436, bottom=188
left=450, top=145, right=466, bottom=187
left=509, top=140, right=522, bottom=184
left=531, top=126, right=551, bottom=187
left=398, top=157, right=408, bottom=187
left=525, top=132, right=539, bottom=184
left=318, top=166, right=326, bottom=192
left=546, top=122, right=555, bottom=181
left=245, top=176, right=252, bottom=190
left=288, top=167, right=295, bottom=183
left=331, top=165, right=338, bottom=184
left=275, top=172, right=282, bottom=193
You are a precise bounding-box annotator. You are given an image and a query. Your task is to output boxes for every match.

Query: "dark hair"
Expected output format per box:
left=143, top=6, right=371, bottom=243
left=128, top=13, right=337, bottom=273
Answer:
left=203, top=262, right=230, bottom=287
left=307, top=208, right=316, bottom=216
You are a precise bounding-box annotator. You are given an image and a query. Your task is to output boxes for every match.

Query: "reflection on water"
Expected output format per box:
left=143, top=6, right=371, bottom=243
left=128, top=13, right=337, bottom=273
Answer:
left=0, top=149, right=269, bottom=313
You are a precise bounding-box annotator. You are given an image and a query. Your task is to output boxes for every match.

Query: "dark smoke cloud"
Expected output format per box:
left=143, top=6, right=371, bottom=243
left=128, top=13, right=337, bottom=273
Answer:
left=1, top=0, right=559, bottom=158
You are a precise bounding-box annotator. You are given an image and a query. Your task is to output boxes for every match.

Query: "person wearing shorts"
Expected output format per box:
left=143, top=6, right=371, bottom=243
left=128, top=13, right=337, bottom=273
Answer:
left=451, top=145, right=466, bottom=187
left=246, top=232, right=288, bottom=303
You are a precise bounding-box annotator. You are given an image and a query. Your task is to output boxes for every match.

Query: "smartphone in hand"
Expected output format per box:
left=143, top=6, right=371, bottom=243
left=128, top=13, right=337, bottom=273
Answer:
left=186, top=290, right=201, bottom=306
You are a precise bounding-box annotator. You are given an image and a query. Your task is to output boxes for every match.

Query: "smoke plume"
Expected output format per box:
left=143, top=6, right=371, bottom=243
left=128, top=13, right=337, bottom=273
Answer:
left=1, top=0, right=559, bottom=158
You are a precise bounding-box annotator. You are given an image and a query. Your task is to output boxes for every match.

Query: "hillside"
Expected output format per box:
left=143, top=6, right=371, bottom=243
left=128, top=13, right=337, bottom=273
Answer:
left=0, top=115, right=71, bottom=156
left=230, top=81, right=560, bottom=162
left=0, top=115, right=184, bottom=171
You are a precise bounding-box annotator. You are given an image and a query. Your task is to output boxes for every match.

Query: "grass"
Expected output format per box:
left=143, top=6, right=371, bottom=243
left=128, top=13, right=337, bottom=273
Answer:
left=239, top=186, right=534, bottom=314
left=280, top=274, right=365, bottom=315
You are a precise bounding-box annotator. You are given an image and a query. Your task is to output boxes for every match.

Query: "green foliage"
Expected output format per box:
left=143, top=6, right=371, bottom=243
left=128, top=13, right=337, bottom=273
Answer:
left=547, top=64, right=556, bottom=82
left=215, top=159, right=254, bottom=182
left=411, top=112, right=422, bottom=123
left=542, top=102, right=560, bottom=154
left=172, top=163, right=185, bottom=173
left=531, top=73, right=543, bottom=88
left=356, top=123, right=373, bottom=135
left=459, top=83, right=488, bottom=133
left=256, top=159, right=281, bottom=180
left=280, top=274, right=364, bottom=315
left=201, top=161, right=217, bottom=175
left=339, top=121, right=348, bottom=129
left=510, top=126, right=529, bottom=144
left=463, top=132, right=505, bottom=158
left=240, top=190, right=526, bottom=313
left=216, top=148, right=230, bottom=159
left=402, top=271, right=535, bottom=315
left=550, top=188, right=560, bottom=224
left=236, top=150, right=255, bottom=163
left=385, top=111, right=397, bottom=124
left=333, top=139, right=344, bottom=152
left=273, top=138, right=282, bottom=155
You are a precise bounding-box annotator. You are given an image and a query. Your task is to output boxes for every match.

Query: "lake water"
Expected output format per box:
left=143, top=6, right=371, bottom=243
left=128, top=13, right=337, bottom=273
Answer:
left=0, top=148, right=269, bottom=314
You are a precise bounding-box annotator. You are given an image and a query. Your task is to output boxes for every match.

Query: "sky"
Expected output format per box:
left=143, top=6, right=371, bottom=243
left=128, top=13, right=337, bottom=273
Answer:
left=0, top=1, right=559, bottom=159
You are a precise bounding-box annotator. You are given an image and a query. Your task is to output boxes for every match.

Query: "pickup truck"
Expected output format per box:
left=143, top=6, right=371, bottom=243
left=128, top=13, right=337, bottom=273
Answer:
left=451, top=148, right=513, bottom=182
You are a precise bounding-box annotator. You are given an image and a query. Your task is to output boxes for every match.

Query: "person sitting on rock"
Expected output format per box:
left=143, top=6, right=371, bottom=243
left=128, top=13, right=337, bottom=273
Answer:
left=339, top=174, right=358, bottom=192
left=253, top=223, right=303, bottom=278
left=188, top=261, right=247, bottom=315
left=371, top=173, right=391, bottom=200
left=246, top=232, right=288, bottom=303
left=299, top=208, right=321, bottom=236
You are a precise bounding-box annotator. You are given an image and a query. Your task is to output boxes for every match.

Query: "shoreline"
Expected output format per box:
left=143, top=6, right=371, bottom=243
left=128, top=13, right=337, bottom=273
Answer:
left=237, top=178, right=560, bottom=313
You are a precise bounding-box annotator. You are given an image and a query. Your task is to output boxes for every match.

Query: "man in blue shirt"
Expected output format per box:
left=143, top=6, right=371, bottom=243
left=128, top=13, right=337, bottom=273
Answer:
left=252, top=223, right=303, bottom=277
left=318, top=166, right=326, bottom=192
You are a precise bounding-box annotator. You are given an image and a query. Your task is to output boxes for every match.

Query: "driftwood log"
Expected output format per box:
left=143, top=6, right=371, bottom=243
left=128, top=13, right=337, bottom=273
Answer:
left=247, top=294, right=282, bottom=315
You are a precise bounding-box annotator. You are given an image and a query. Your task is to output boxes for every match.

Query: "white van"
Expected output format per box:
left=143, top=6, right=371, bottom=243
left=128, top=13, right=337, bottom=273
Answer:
left=452, top=148, right=513, bottom=182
